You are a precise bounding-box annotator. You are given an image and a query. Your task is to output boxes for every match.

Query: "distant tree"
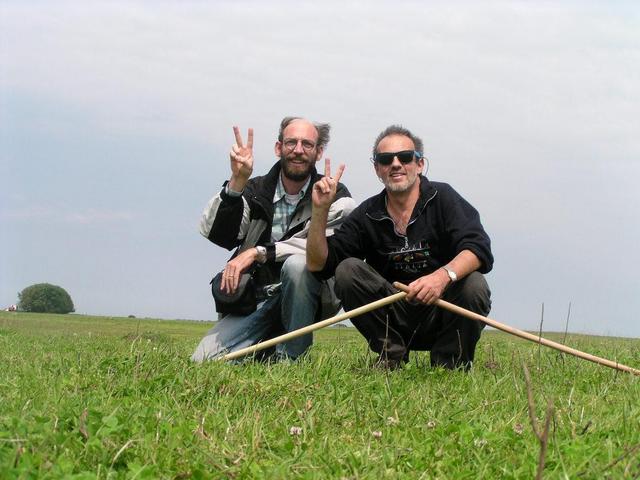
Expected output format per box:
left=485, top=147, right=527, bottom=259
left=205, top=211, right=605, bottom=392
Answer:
left=18, top=283, right=75, bottom=314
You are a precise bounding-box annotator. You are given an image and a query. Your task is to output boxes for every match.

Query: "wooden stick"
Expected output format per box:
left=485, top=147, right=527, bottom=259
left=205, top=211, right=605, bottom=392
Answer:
left=393, top=282, right=640, bottom=376
left=218, top=291, right=407, bottom=362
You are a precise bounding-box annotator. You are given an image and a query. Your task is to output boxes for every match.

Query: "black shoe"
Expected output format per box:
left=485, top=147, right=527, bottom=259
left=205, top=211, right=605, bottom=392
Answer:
left=373, top=354, right=406, bottom=371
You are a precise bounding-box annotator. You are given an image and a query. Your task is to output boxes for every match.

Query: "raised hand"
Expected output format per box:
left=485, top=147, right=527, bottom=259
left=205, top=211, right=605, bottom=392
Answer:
left=228, top=126, right=254, bottom=192
left=312, top=158, right=345, bottom=211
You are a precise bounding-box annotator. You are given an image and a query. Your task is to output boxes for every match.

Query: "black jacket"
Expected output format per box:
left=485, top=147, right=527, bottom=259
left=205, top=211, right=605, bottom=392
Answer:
left=320, top=175, right=493, bottom=284
left=201, top=162, right=354, bottom=288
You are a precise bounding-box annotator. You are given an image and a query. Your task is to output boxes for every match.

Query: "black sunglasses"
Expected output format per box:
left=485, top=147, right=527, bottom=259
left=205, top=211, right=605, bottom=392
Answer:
left=374, top=150, right=422, bottom=166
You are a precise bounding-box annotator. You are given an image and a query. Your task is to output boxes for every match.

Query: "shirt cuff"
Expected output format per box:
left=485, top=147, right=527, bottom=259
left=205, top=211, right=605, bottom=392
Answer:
left=225, top=183, right=244, bottom=197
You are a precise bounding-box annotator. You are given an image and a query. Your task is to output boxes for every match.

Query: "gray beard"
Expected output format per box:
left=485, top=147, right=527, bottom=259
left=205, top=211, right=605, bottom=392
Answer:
left=381, top=172, right=418, bottom=193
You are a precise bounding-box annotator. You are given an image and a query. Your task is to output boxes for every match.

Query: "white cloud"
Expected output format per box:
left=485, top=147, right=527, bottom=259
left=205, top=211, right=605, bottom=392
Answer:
left=4, top=2, right=637, bottom=147
left=1, top=206, right=135, bottom=224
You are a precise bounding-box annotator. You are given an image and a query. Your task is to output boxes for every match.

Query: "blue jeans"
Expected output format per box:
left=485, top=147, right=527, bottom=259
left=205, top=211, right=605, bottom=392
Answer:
left=191, top=255, right=322, bottom=362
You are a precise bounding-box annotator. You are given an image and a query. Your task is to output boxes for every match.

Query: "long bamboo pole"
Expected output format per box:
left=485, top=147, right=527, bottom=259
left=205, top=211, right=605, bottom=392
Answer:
left=393, top=282, right=640, bottom=376
left=219, top=290, right=407, bottom=362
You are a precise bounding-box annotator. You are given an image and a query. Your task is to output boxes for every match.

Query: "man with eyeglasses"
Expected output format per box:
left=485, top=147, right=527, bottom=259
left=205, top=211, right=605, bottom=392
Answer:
left=307, top=125, right=492, bottom=370
left=192, top=117, right=355, bottom=362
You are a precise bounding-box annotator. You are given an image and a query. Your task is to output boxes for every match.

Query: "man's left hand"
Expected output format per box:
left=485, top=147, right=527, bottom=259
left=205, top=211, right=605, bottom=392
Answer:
left=312, top=158, right=345, bottom=211
left=221, top=248, right=258, bottom=294
left=405, top=269, right=451, bottom=305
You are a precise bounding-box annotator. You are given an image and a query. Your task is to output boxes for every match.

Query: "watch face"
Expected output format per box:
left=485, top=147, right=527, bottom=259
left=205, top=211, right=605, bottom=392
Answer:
left=445, top=268, right=457, bottom=281
left=256, top=246, right=267, bottom=263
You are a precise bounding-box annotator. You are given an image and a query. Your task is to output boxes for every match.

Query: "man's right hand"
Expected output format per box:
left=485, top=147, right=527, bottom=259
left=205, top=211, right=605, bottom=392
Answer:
left=228, top=126, right=254, bottom=192
left=221, top=248, right=258, bottom=294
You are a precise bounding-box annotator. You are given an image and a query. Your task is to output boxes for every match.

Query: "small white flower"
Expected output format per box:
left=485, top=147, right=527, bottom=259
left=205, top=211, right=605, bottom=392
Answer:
left=473, top=438, right=487, bottom=448
left=426, top=420, right=437, bottom=429
left=289, top=426, right=302, bottom=436
left=386, top=416, right=399, bottom=426
left=372, top=431, right=382, bottom=439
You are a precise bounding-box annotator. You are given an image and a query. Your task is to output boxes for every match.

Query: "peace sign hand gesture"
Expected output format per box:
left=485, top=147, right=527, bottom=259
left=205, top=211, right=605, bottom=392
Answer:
left=312, top=158, right=345, bottom=211
left=228, top=126, right=254, bottom=192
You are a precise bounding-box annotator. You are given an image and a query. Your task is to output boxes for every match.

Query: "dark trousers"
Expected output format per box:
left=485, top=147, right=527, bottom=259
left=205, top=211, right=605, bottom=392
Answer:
left=334, top=258, right=491, bottom=369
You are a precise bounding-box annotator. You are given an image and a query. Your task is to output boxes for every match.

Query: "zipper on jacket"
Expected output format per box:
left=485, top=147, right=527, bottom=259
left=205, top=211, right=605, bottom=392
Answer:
left=367, top=214, right=405, bottom=239
left=366, top=189, right=438, bottom=241
left=407, top=189, right=437, bottom=229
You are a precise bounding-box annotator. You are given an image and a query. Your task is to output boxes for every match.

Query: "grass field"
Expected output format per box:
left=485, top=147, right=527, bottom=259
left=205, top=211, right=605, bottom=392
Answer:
left=1, top=311, right=639, bottom=479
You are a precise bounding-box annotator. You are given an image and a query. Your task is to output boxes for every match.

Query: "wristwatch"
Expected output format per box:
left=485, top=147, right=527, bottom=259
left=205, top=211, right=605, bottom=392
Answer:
left=255, top=246, right=267, bottom=264
left=442, top=266, right=457, bottom=283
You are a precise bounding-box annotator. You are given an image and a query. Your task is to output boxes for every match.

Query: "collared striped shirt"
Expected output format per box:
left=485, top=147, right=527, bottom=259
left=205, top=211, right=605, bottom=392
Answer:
left=271, top=174, right=310, bottom=241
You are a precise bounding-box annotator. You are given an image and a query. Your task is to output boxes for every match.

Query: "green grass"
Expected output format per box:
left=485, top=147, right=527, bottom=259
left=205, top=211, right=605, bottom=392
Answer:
left=1, top=311, right=639, bottom=479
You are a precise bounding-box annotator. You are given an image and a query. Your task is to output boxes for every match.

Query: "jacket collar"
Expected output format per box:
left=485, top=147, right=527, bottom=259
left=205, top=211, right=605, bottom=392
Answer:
left=274, top=173, right=312, bottom=204
left=366, top=175, right=437, bottom=221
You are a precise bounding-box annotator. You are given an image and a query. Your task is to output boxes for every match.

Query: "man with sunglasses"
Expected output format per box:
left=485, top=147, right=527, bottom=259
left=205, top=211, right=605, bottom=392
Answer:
left=307, top=125, right=492, bottom=370
left=192, top=117, right=355, bottom=362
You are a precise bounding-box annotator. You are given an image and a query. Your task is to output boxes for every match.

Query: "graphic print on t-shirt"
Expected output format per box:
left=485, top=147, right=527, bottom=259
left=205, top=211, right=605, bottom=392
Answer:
left=389, top=241, right=431, bottom=274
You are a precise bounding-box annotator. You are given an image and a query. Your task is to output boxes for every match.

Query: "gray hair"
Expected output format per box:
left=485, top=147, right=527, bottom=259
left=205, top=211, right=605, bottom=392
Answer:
left=278, top=116, right=331, bottom=150
left=372, top=125, right=424, bottom=159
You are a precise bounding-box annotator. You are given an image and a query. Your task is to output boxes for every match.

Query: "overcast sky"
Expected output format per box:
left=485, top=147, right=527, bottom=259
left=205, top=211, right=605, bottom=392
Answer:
left=1, top=1, right=639, bottom=337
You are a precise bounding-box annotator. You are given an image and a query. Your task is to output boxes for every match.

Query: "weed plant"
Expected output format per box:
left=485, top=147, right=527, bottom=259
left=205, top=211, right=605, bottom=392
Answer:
left=1, top=311, right=638, bottom=478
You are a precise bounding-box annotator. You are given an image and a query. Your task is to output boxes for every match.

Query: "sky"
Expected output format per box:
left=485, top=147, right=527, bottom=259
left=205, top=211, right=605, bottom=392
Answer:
left=1, top=1, right=639, bottom=337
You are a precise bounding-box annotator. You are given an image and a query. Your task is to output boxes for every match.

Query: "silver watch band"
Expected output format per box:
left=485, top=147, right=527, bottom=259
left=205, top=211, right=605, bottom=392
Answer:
left=442, top=266, right=457, bottom=283
left=255, top=246, right=267, bottom=264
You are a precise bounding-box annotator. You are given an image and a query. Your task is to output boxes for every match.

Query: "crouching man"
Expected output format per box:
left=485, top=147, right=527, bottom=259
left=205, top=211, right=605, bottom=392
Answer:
left=307, top=125, right=493, bottom=370
left=192, top=117, right=355, bottom=362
